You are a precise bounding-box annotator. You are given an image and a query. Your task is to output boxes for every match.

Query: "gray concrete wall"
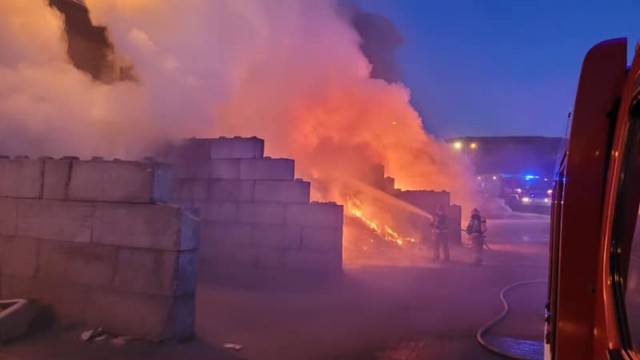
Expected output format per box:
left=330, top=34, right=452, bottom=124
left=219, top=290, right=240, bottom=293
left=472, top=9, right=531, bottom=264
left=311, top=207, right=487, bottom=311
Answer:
left=0, top=157, right=197, bottom=341
left=171, top=137, right=343, bottom=274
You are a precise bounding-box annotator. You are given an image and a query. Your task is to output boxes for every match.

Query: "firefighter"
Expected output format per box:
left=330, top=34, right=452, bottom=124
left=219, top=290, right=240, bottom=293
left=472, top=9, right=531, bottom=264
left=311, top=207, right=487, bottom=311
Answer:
left=466, top=208, right=487, bottom=265
left=431, top=204, right=450, bottom=262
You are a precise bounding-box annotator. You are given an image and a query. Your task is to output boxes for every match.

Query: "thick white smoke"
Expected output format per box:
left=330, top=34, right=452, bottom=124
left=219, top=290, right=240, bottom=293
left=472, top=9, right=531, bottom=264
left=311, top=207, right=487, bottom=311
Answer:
left=0, top=1, right=160, bottom=158
left=1, top=0, right=476, bottom=218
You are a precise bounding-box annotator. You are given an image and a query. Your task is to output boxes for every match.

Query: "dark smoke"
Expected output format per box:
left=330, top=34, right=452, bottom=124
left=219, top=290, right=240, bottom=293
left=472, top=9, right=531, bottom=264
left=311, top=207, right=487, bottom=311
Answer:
left=339, top=1, right=404, bottom=83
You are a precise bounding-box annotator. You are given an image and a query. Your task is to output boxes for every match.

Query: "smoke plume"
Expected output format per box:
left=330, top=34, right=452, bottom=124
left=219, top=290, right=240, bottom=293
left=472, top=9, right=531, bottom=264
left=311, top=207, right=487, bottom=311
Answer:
left=1, top=0, right=476, bottom=228
left=340, top=0, right=404, bottom=83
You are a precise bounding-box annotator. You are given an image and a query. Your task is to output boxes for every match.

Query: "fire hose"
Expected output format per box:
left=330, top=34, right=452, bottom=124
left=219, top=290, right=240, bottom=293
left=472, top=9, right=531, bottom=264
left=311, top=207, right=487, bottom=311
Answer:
left=476, top=279, right=547, bottom=360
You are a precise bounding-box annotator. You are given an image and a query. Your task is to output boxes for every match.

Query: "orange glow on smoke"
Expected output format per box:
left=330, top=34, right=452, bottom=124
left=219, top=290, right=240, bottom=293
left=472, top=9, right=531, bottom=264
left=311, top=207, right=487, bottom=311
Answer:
left=1, top=1, right=477, bottom=261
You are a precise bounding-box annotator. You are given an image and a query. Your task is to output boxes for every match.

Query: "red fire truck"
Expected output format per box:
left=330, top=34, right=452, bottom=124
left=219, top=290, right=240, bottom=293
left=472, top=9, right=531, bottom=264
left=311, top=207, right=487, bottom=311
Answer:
left=545, top=38, right=640, bottom=359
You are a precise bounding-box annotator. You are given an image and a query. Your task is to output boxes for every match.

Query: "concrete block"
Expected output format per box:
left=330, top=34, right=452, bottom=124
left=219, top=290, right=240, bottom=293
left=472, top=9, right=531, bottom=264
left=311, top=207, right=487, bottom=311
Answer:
left=17, top=200, right=93, bottom=243
left=396, top=190, right=451, bottom=214
left=170, top=139, right=212, bottom=179
left=208, top=180, right=254, bottom=201
left=238, top=203, right=285, bottom=224
left=257, top=248, right=284, bottom=268
left=285, top=202, right=344, bottom=227
left=93, top=203, right=198, bottom=250
left=68, top=160, right=173, bottom=204
left=43, top=159, right=71, bottom=200
left=359, top=164, right=386, bottom=189
left=301, top=226, right=342, bottom=251
left=169, top=159, right=248, bottom=180
left=179, top=138, right=213, bottom=160
left=283, top=250, right=342, bottom=273
left=208, top=243, right=258, bottom=266
left=153, top=163, right=173, bottom=203
left=36, top=280, right=88, bottom=324
left=209, top=137, right=264, bottom=159
left=0, top=299, right=45, bottom=342
left=239, top=159, right=294, bottom=180
left=0, top=299, right=39, bottom=342
left=0, top=275, right=38, bottom=300
left=383, top=177, right=396, bottom=194
left=173, top=179, right=207, bottom=200
left=253, top=224, right=302, bottom=249
left=0, top=159, right=43, bottom=198
left=199, top=202, right=238, bottom=222
left=0, top=236, right=38, bottom=277
left=253, top=180, right=310, bottom=203
left=201, top=222, right=253, bottom=244
left=0, top=276, right=88, bottom=324
left=85, top=291, right=194, bottom=341
left=38, top=241, right=117, bottom=287
left=207, top=159, right=241, bottom=179
left=0, top=198, right=17, bottom=236
left=114, top=249, right=197, bottom=296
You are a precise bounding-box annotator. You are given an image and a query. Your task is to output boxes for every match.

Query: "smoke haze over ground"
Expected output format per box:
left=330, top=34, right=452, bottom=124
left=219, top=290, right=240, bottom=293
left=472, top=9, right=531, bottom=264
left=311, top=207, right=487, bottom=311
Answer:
left=1, top=0, right=476, bottom=227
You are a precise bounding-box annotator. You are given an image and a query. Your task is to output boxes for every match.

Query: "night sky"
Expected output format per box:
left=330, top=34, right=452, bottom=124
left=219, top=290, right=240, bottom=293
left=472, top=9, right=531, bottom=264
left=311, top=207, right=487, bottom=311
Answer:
left=359, top=0, right=640, bottom=139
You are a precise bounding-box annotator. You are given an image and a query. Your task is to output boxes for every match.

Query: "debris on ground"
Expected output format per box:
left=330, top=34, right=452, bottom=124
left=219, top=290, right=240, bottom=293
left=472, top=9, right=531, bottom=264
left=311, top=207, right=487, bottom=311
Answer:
left=80, top=327, right=104, bottom=342
left=0, top=299, right=43, bottom=343
left=111, top=336, right=133, bottom=346
left=79, top=328, right=135, bottom=346
left=223, top=343, right=244, bottom=351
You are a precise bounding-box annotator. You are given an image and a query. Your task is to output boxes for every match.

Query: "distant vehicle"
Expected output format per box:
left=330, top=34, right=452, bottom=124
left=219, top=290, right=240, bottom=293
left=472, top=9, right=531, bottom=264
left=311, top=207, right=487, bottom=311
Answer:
left=477, top=174, right=552, bottom=212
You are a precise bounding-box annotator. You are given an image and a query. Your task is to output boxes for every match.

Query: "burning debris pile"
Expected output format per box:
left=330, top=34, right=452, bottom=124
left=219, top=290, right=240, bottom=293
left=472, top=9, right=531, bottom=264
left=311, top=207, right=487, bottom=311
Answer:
left=328, top=163, right=462, bottom=263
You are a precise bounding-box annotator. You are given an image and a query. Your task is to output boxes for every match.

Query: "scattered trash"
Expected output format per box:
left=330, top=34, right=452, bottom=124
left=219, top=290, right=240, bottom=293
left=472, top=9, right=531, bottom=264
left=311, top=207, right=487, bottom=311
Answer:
left=80, top=328, right=135, bottom=346
left=223, top=343, right=244, bottom=351
left=80, top=330, right=93, bottom=342
left=111, top=336, right=133, bottom=346
left=80, top=327, right=104, bottom=342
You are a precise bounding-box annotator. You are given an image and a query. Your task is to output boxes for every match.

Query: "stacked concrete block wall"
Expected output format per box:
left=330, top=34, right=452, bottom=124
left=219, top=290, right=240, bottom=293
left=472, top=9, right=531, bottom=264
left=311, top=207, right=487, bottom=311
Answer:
left=0, top=157, right=197, bottom=341
left=171, top=137, right=343, bottom=274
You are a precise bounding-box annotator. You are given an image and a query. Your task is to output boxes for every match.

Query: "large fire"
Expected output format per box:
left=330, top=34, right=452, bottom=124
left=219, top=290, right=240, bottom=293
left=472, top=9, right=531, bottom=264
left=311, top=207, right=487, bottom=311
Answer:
left=346, top=198, right=417, bottom=247
left=0, top=0, right=476, bottom=257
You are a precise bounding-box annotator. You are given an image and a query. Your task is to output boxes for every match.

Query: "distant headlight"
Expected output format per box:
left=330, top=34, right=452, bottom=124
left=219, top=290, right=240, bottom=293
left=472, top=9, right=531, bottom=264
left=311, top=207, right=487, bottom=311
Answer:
left=544, top=198, right=549, bottom=203
left=522, top=197, right=531, bottom=203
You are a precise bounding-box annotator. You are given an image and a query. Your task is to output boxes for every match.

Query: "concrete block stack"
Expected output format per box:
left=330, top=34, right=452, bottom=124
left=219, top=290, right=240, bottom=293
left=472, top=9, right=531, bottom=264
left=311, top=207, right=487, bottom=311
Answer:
left=0, top=157, right=198, bottom=341
left=171, top=137, right=343, bottom=274
left=395, top=190, right=451, bottom=214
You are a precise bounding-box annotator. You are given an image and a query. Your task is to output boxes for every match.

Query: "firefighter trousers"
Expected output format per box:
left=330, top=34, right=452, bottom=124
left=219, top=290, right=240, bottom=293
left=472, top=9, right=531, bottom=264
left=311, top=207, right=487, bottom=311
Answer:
left=471, top=234, right=484, bottom=265
left=433, top=232, right=449, bottom=261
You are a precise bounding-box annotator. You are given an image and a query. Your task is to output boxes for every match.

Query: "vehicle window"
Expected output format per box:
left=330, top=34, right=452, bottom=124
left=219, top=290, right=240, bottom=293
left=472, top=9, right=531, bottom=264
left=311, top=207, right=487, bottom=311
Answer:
left=626, top=218, right=640, bottom=344
left=612, top=97, right=640, bottom=349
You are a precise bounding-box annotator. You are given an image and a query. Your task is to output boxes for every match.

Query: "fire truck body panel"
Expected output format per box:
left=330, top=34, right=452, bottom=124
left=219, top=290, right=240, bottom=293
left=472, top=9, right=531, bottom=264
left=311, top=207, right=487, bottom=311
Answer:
left=547, top=38, right=640, bottom=359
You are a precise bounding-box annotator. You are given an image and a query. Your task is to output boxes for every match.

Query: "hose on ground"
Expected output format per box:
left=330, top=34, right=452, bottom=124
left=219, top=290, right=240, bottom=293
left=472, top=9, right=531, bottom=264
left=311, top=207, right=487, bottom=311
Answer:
left=476, top=279, right=547, bottom=359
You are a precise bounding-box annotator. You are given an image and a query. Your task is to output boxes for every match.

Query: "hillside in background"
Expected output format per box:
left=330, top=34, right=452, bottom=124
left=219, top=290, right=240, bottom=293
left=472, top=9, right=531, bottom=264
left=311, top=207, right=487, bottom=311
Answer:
left=446, top=136, right=564, bottom=176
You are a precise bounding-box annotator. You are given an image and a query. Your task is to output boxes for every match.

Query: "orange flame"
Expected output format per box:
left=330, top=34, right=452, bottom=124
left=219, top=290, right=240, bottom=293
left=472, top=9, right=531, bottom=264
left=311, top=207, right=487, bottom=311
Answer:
left=346, top=198, right=417, bottom=247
